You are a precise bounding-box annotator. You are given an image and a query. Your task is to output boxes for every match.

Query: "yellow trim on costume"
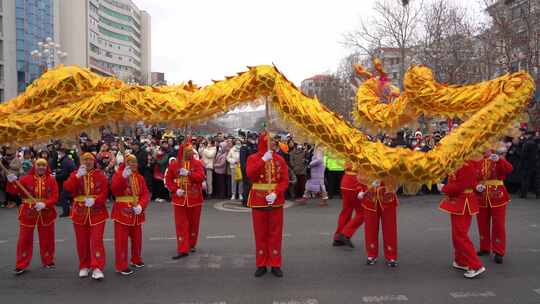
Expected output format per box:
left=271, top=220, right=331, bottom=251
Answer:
left=252, top=183, right=277, bottom=191
left=484, top=180, right=504, bottom=186
left=115, top=196, right=137, bottom=203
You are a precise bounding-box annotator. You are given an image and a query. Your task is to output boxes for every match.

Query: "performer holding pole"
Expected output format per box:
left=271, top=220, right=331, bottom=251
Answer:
left=63, top=152, right=109, bottom=280
left=438, top=161, right=486, bottom=279
left=246, top=97, right=289, bottom=277
left=111, top=154, right=150, bottom=276
left=475, top=145, right=513, bottom=264
left=333, top=161, right=366, bottom=248
left=4, top=158, right=58, bottom=275
left=362, top=179, right=399, bottom=267
left=165, top=136, right=205, bottom=259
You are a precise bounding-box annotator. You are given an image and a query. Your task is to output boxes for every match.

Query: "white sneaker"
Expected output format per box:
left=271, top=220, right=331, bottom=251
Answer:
left=91, top=269, right=104, bottom=280
left=464, top=266, right=486, bottom=279
left=452, top=261, right=468, bottom=271
left=78, top=268, right=90, bottom=278
left=230, top=195, right=236, bottom=201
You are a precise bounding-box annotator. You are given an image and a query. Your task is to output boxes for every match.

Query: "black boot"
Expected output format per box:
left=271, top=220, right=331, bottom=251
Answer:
left=332, top=239, right=345, bottom=247
left=254, top=267, right=267, bottom=277
left=494, top=254, right=504, bottom=264
left=271, top=267, right=283, bottom=277
left=172, top=253, right=189, bottom=260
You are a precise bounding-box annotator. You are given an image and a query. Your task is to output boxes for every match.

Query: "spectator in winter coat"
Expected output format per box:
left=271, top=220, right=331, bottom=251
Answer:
left=296, top=146, right=329, bottom=206
left=289, top=144, right=308, bottom=199
left=55, top=148, right=76, bottom=217
left=202, top=141, right=217, bottom=197
left=214, top=141, right=231, bottom=199
left=227, top=139, right=243, bottom=200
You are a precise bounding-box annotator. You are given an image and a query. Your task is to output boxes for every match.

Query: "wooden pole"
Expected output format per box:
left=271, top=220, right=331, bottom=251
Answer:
left=0, top=160, right=37, bottom=203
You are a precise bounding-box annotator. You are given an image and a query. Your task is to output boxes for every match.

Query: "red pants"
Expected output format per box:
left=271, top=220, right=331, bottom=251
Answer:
left=252, top=208, right=283, bottom=268
left=74, top=222, right=106, bottom=270
left=114, top=222, right=143, bottom=271
left=173, top=205, right=202, bottom=254
left=477, top=206, right=507, bottom=256
left=16, top=224, right=55, bottom=269
left=364, top=205, right=397, bottom=260
left=451, top=214, right=483, bottom=270
left=334, top=189, right=364, bottom=239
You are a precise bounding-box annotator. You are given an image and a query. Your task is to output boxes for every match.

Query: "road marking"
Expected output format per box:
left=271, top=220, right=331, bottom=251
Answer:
left=319, top=232, right=332, bottom=236
left=273, top=299, right=319, bottom=304
left=213, top=200, right=294, bottom=213
left=534, top=288, right=540, bottom=295
left=529, top=249, right=540, bottom=253
left=104, top=238, right=113, bottom=242
left=0, top=240, right=8, bottom=244
left=362, top=295, right=408, bottom=303
left=206, top=235, right=236, bottom=239
left=449, top=291, right=496, bottom=299
left=530, top=224, right=538, bottom=228
left=149, top=236, right=177, bottom=241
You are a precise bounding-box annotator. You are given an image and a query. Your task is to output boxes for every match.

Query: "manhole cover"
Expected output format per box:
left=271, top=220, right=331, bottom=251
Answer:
left=213, top=200, right=294, bottom=212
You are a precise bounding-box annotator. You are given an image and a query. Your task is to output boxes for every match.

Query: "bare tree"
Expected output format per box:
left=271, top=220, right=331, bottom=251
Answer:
left=416, top=0, right=480, bottom=84
left=342, top=0, right=423, bottom=85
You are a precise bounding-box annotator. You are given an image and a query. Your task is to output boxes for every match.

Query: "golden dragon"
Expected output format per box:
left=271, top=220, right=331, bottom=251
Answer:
left=0, top=63, right=534, bottom=185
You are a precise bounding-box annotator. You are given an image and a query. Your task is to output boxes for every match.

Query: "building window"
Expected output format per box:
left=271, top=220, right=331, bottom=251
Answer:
left=0, top=40, right=3, bottom=61
left=0, top=0, right=3, bottom=12
left=0, top=89, right=4, bottom=102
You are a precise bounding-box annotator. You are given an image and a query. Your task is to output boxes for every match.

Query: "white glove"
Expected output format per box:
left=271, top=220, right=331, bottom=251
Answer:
left=122, top=167, right=132, bottom=179
left=84, top=197, right=95, bottom=207
left=489, top=154, right=500, bottom=162
left=476, top=184, right=486, bottom=193
left=176, top=189, right=185, bottom=197
left=35, top=202, right=46, bottom=211
left=265, top=192, right=277, bottom=205
left=179, top=168, right=189, bottom=176
left=132, top=205, right=143, bottom=215
left=262, top=151, right=273, bottom=162
left=76, top=166, right=87, bottom=178
left=7, top=173, right=18, bottom=183
left=437, top=183, right=445, bottom=192
left=371, top=180, right=381, bottom=188
left=357, top=191, right=365, bottom=199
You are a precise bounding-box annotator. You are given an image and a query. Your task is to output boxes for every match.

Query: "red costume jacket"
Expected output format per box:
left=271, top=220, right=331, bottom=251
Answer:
left=246, top=134, right=289, bottom=208
left=165, top=154, right=205, bottom=207
left=111, top=164, right=150, bottom=226
left=477, top=157, right=513, bottom=208
left=7, top=166, right=58, bottom=227
left=64, top=168, right=109, bottom=225
left=362, top=182, right=398, bottom=212
left=440, top=161, right=481, bottom=215
left=340, top=169, right=367, bottom=192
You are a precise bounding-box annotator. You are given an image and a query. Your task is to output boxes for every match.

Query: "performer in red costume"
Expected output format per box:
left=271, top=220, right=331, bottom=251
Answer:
left=333, top=162, right=366, bottom=248
left=362, top=179, right=399, bottom=267
left=6, top=158, right=58, bottom=275
left=438, top=160, right=486, bottom=279
left=246, top=132, right=289, bottom=278
left=63, top=152, right=109, bottom=280
left=475, top=148, right=513, bottom=264
left=111, top=154, right=150, bottom=276
left=165, top=137, right=205, bottom=259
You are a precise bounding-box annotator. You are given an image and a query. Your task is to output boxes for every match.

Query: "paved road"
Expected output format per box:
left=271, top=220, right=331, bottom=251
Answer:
left=0, top=195, right=539, bottom=304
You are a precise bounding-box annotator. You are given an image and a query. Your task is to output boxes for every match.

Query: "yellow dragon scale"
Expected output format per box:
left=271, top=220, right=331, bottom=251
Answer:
left=0, top=64, right=534, bottom=184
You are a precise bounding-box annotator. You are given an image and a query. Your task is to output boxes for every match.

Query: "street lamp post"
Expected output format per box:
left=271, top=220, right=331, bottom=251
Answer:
left=30, top=37, right=68, bottom=70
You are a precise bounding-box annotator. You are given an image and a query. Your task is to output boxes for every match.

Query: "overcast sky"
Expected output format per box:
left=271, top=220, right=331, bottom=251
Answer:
left=136, top=0, right=484, bottom=86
